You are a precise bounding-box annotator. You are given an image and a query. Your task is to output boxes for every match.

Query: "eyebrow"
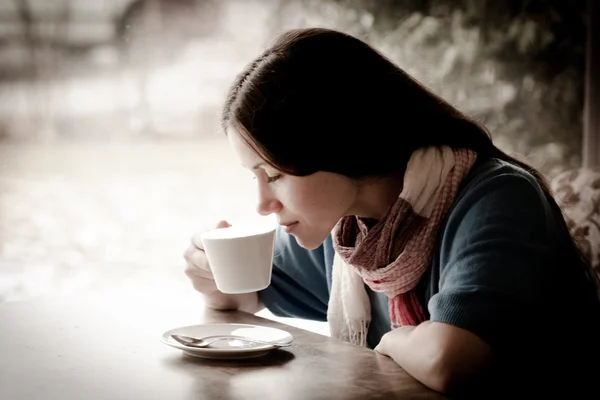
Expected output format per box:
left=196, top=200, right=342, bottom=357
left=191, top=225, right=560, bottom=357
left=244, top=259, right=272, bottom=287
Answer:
left=252, top=162, right=264, bottom=170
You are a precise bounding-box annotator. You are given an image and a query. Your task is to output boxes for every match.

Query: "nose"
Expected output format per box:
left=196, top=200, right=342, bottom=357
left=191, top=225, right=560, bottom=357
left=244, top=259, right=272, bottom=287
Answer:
left=256, top=185, right=282, bottom=216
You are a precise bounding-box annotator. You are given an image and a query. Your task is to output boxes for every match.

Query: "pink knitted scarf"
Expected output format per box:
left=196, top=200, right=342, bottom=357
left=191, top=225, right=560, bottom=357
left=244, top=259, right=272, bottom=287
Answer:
left=332, top=147, right=477, bottom=328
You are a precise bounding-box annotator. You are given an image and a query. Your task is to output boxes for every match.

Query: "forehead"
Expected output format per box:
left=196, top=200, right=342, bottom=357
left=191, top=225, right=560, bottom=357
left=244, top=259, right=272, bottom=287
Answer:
left=226, top=125, right=266, bottom=168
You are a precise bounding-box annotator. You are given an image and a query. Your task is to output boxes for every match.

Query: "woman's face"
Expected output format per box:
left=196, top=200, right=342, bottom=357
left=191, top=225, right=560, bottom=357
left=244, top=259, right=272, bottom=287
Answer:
left=227, top=126, right=359, bottom=249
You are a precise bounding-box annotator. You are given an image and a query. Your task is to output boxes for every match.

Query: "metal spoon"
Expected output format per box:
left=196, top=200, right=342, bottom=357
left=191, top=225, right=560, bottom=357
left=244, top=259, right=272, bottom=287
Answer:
left=170, top=334, right=291, bottom=348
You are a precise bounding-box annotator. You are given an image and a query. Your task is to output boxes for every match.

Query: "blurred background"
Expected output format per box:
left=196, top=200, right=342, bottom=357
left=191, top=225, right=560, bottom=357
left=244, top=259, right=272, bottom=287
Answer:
left=0, top=0, right=589, bottom=330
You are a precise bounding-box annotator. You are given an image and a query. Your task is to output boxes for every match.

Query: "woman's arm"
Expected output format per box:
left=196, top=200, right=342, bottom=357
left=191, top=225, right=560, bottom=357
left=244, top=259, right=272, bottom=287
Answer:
left=374, top=168, right=557, bottom=394
left=374, top=321, right=493, bottom=394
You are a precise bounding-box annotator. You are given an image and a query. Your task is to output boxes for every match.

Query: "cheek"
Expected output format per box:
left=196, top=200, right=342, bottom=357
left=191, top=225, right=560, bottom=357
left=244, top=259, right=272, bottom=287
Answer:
left=282, top=185, right=315, bottom=212
left=294, top=183, right=353, bottom=220
left=272, top=182, right=315, bottom=215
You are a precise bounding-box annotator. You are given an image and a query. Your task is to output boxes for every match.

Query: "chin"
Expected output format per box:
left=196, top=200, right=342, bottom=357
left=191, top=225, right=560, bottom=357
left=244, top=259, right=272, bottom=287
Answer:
left=292, top=232, right=328, bottom=250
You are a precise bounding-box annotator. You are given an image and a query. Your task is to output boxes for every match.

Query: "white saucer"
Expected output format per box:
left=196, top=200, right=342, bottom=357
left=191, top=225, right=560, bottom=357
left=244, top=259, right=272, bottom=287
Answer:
left=161, top=323, right=293, bottom=359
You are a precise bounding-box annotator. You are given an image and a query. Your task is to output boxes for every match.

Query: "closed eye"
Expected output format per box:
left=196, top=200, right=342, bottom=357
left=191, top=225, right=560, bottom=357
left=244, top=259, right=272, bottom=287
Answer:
left=266, top=174, right=281, bottom=183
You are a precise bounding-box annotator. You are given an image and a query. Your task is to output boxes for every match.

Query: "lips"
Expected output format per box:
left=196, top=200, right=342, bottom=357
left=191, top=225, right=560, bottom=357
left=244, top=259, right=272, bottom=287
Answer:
left=280, top=221, right=299, bottom=233
left=279, top=222, right=297, bottom=227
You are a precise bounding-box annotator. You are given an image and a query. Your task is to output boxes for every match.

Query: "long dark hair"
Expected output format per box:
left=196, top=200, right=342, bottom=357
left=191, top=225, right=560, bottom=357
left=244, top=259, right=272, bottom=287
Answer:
left=221, top=27, right=599, bottom=293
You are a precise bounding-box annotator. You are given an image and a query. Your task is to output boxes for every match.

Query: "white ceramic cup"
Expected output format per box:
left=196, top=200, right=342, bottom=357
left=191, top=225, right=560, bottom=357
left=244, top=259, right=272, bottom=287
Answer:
left=201, top=224, right=276, bottom=294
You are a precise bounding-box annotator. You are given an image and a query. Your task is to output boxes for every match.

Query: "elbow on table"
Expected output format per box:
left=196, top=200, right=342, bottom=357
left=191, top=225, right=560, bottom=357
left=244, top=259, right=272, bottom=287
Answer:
left=425, top=351, right=490, bottom=395
left=425, top=364, right=465, bottom=395
left=416, top=322, right=494, bottom=395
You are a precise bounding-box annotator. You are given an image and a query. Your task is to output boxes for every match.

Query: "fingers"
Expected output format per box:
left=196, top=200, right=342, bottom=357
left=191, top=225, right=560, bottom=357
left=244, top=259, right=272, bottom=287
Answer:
left=183, top=244, right=210, bottom=271
left=185, top=265, right=213, bottom=281
left=183, top=244, right=197, bottom=262
left=190, top=252, right=213, bottom=277
left=183, top=220, right=232, bottom=294
left=216, top=220, right=231, bottom=229
left=184, top=267, right=215, bottom=294
left=190, top=232, right=204, bottom=250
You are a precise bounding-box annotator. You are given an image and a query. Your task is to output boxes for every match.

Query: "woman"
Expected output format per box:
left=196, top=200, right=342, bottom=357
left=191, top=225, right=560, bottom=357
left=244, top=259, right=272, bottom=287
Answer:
left=183, top=28, right=600, bottom=396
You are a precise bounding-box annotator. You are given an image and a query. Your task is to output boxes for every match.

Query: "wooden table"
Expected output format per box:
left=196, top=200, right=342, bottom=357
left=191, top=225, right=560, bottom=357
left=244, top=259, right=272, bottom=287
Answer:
left=0, top=294, right=448, bottom=400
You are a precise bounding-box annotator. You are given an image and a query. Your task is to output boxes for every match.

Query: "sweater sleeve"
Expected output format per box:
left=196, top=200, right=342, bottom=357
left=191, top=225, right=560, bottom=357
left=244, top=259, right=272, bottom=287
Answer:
left=258, top=227, right=333, bottom=321
left=428, top=170, right=558, bottom=350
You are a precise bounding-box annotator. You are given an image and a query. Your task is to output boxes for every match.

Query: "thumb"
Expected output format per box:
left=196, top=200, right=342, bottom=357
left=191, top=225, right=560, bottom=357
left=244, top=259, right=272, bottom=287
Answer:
left=216, top=220, right=232, bottom=229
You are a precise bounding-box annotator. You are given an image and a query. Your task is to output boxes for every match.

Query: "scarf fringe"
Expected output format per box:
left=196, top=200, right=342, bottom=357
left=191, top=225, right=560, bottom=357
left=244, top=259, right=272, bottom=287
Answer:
left=333, top=320, right=370, bottom=348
